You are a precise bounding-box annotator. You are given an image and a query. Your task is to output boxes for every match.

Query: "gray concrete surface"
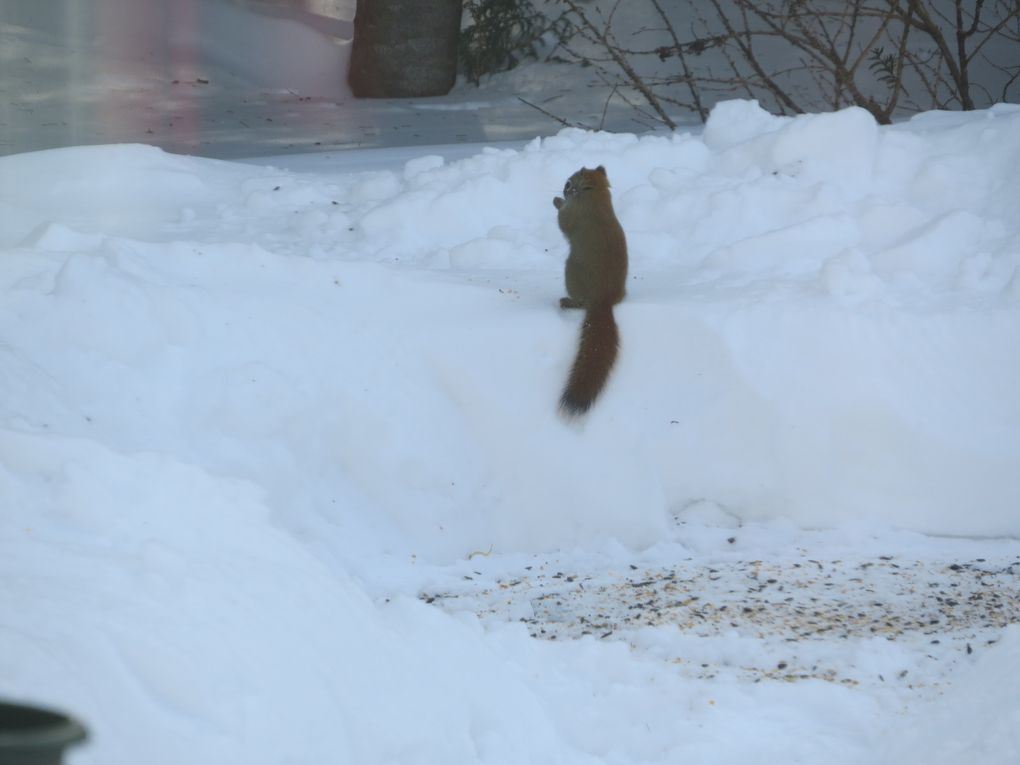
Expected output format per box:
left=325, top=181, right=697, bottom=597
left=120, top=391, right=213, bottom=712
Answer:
left=0, top=0, right=565, bottom=159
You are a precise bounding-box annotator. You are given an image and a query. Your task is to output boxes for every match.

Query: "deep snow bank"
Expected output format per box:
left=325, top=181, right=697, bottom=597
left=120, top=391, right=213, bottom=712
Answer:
left=3, top=102, right=1018, bottom=561
left=0, top=430, right=584, bottom=765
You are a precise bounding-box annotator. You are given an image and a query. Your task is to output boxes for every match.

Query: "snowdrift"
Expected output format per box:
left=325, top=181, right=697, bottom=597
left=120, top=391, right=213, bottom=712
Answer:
left=2, top=101, right=1018, bottom=560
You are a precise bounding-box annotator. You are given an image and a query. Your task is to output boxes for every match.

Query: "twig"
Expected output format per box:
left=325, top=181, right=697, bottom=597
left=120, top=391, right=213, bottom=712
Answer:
left=598, top=82, right=620, bottom=130
left=517, top=96, right=576, bottom=127
left=650, top=0, right=708, bottom=121
left=561, top=0, right=678, bottom=129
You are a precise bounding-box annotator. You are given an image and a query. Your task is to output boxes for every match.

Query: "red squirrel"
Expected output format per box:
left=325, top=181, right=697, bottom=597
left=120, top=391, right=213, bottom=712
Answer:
left=553, top=166, right=628, bottom=415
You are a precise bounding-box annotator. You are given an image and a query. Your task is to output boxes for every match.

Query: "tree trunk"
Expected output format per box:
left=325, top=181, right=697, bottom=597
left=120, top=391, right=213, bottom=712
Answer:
left=348, top=0, right=463, bottom=98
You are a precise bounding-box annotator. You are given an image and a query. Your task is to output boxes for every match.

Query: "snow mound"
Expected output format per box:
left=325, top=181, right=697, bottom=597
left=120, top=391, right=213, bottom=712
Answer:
left=2, top=102, right=1019, bottom=556
left=0, top=430, right=579, bottom=765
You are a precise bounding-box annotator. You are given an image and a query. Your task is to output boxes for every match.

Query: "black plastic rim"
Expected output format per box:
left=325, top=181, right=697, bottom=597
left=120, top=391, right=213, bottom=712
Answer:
left=0, top=702, right=88, bottom=750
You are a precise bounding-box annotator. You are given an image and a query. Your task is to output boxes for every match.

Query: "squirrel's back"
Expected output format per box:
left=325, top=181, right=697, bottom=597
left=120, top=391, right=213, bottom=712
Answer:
left=556, top=167, right=627, bottom=308
left=553, top=166, right=628, bottom=415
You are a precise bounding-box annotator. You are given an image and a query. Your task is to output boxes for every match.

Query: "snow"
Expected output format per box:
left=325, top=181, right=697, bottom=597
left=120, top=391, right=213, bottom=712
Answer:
left=882, top=628, right=1020, bottom=765
left=2, top=99, right=1020, bottom=764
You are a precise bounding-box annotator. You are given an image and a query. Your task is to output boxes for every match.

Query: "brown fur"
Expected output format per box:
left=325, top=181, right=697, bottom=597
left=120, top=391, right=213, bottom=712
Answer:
left=552, top=166, right=628, bottom=415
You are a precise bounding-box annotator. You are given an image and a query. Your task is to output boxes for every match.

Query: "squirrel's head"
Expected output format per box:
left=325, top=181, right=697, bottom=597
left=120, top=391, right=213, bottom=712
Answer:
left=563, top=165, right=610, bottom=199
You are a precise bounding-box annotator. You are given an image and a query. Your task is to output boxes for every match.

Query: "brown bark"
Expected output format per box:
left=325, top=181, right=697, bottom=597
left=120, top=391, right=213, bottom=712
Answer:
left=348, top=0, right=463, bottom=98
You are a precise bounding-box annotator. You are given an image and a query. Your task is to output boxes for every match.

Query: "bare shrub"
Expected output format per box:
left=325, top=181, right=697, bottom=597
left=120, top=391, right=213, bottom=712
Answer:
left=545, top=0, right=1020, bottom=126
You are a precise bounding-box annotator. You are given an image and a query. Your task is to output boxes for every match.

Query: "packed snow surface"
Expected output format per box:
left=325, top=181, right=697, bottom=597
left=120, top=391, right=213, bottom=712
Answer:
left=1, top=100, right=1019, bottom=764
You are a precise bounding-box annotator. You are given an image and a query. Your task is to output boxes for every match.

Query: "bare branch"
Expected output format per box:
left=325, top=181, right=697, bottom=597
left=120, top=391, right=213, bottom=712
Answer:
left=598, top=82, right=620, bottom=131
left=649, top=0, right=708, bottom=120
left=517, top=96, right=577, bottom=127
left=707, top=0, right=806, bottom=114
left=543, top=0, right=1019, bottom=129
left=560, top=0, right=678, bottom=129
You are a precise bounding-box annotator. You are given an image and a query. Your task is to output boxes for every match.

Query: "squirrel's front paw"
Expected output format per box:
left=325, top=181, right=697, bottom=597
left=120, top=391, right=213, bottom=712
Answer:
left=553, top=196, right=564, bottom=210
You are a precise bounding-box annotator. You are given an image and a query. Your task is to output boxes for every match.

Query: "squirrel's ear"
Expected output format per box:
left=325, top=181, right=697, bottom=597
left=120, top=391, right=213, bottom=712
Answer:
left=595, top=165, right=606, bottom=175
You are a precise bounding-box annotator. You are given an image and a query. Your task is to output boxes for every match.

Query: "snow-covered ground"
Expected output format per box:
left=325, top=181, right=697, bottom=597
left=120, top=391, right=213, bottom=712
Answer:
left=2, top=94, right=1020, bottom=763
left=4, top=2, right=1020, bottom=761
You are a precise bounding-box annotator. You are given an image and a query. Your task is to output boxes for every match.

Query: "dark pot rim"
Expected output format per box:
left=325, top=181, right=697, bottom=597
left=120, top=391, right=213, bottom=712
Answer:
left=0, top=701, right=88, bottom=749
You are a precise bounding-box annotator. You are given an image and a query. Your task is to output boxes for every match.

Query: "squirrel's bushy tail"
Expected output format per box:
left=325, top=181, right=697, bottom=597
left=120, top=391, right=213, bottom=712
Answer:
left=560, top=301, right=619, bottom=416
